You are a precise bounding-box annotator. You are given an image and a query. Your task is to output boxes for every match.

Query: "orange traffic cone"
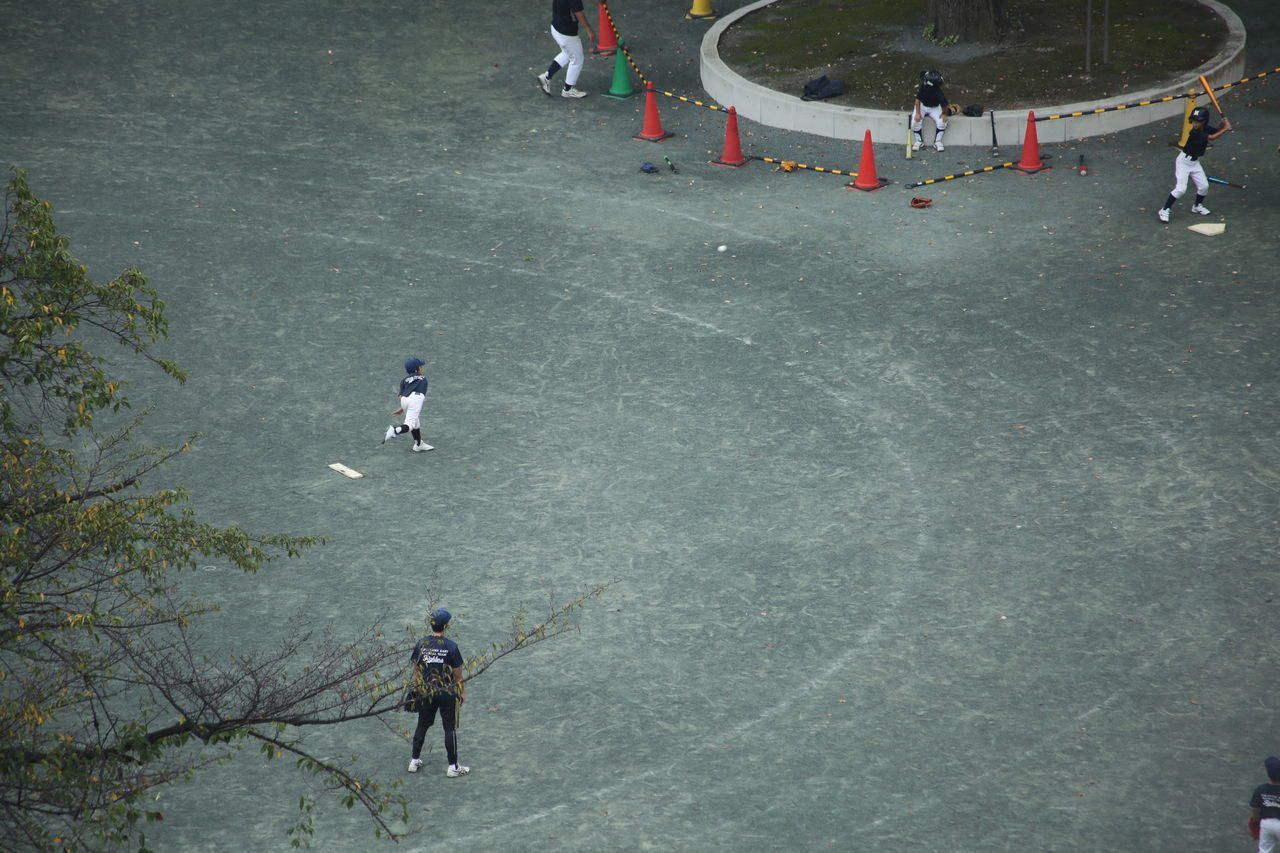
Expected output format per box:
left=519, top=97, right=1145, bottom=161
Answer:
left=1012, top=111, right=1051, bottom=174
left=591, top=1, right=618, bottom=55
left=712, top=107, right=749, bottom=167
left=846, top=129, right=888, bottom=191
left=633, top=81, right=674, bottom=142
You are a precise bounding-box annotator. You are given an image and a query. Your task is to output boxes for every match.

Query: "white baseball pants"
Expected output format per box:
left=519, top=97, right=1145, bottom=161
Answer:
left=1260, top=817, right=1280, bottom=853
left=911, top=103, right=947, bottom=133
left=551, top=27, right=585, bottom=87
left=1170, top=152, right=1208, bottom=199
left=400, top=391, right=425, bottom=431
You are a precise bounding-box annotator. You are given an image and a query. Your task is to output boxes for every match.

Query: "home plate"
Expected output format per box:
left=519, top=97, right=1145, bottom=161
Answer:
left=328, top=462, right=364, bottom=479
left=1187, top=222, right=1225, bottom=236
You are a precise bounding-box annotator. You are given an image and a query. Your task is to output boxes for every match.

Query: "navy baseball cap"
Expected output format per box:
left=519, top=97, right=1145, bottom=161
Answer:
left=430, top=608, right=451, bottom=628
left=405, top=357, right=425, bottom=373
left=1266, top=756, right=1280, bottom=780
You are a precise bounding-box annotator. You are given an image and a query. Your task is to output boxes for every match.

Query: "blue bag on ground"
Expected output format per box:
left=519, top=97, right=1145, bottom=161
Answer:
left=801, top=75, right=845, bottom=101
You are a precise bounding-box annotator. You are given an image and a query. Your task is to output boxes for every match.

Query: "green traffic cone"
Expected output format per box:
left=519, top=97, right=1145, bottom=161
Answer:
left=602, top=38, right=635, bottom=100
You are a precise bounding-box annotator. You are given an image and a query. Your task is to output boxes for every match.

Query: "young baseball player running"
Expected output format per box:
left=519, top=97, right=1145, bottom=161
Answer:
left=1157, top=106, right=1232, bottom=223
left=383, top=357, right=434, bottom=452
left=912, top=69, right=950, bottom=152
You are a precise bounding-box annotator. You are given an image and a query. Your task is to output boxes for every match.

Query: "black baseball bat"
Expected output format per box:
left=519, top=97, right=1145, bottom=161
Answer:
left=990, top=111, right=999, bottom=157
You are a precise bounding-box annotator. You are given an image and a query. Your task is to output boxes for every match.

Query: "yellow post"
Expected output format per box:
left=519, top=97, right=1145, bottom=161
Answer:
left=685, top=0, right=715, bottom=19
left=1178, top=90, right=1197, bottom=147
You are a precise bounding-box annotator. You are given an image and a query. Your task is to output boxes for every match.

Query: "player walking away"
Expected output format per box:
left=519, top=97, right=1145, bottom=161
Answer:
left=1250, top=756, right=1280, bottom=852
left=407, top=609, right=469, bottom=778
left=535, top=0, right=595, bottom=99
left=383, top=357, right=434, bottom=452
left=912, top=69, right=950, bottom=152
left=1158, top=106, right=1232, bottom=223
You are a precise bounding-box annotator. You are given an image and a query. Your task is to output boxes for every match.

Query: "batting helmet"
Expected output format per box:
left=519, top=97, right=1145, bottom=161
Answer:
left=1190, top=106, right=1210, bottom=123
left=921, top=69, right=944, bottom=87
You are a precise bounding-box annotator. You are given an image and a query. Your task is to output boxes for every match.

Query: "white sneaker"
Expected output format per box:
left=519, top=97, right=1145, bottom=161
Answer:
left=1157, top=208, right=1170, bottom=223
left=383, top=425, right=397, bottom=443
left=1190, top=203, right=1211, bottom=215
left=934, top=142, right=945, bottom=152
left=912, top=139, right=923, bottom=151
left=447, top=764, right=470, bottom=777
left=413, top=441, right=434, bottom=452
left=408, top=758, right=423, bottom=773
left=535, top=73, right=551, bottom=97
left=561, top=87, right=587, bottom=99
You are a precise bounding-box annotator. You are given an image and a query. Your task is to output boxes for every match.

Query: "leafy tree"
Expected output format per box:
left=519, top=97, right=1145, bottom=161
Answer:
left=0, top=168, right=608, bottom=850
left=927, top=0, right=1007, bottom=42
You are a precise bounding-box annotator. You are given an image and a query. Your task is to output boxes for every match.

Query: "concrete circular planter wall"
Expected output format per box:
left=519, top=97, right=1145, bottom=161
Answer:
left=700, top=0, right=1246, bottom=147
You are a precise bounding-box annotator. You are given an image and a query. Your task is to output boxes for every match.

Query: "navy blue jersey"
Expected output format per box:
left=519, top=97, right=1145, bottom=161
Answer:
left=1252, top=782, right=1280, bottom=820
left=399, top=372, right=427, bottom=396
left=916, top=84, right=948, bottom=109
left=411, top=635, right=463, bottom=693
left=552, top=0, right=584, bottom=35
left=1182, top=125, right=1217, bottom=158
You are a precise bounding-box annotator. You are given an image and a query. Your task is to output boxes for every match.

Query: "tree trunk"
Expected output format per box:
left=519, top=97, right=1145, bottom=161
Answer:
left=928, top=0, right=1006, bottom=42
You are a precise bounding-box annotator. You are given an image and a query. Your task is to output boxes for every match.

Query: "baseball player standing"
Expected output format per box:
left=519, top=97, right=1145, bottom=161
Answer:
left=912, top=69, right=950, bottom=152
left=1157, top=106, right=1232, bottom=223
left=406, top=608, right=469, bottom=778
left=383, top=357, right=434, bottom=452
left=1250, top=756, right=1280, bottom=852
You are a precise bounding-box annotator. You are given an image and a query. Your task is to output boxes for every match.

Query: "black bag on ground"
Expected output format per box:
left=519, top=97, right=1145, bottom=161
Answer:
left=801, top=75, right=845, bottom=101
left=962, top=104, right=985, bottom=117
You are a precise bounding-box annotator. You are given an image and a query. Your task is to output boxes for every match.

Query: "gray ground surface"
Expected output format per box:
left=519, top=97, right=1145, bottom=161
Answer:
left=3, top=1, right=1280, bottom=851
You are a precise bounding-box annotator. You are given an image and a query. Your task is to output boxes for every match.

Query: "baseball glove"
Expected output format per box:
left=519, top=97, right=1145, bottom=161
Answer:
left=945, top=103, right=961, bottom=116
left=909, top=197, right=933, bottom=209
left=779, top=160, right=798, bottom=172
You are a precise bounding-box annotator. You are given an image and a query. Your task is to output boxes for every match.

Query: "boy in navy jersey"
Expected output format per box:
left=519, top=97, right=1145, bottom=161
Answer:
left=383, top=357, right=433, bottom=452
left=1250, top=756, right=1280, bottom=852
left=912, top=69, right=950, bottom=152
left=1158, top=106, right=1232, bottom=223
left=407, top=609, right=469, bottom=777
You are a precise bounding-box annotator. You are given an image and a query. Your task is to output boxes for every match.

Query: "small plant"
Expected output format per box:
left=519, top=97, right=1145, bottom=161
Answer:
left=922, top=23, right=959, bottom=46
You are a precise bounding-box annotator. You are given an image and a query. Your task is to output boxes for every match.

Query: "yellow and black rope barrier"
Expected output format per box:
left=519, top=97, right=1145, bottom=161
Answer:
left=1038, top=64, right=1280, bottom=121
left=1037, top=94, right=1184, bottom=121
left=906, top=162, right=1017, bottom=189
left=753, top=156, right=858, bottom=177
left=656, top=88, right=728, bottom=112
left=604, top=1, right=728, bottom=113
